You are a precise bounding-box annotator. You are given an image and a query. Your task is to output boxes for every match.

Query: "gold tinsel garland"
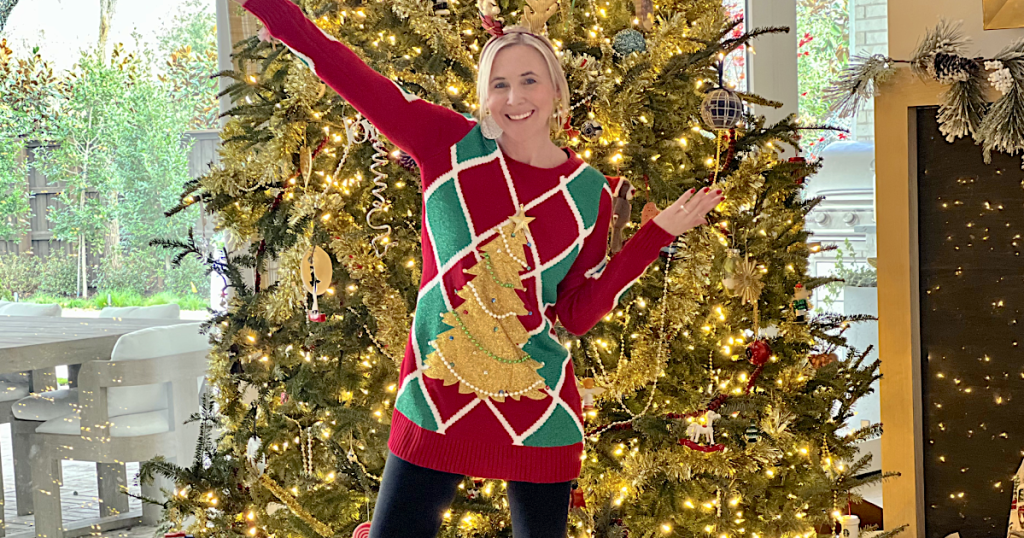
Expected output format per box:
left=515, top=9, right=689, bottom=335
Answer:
left=258, top=473, right=334, bottom=537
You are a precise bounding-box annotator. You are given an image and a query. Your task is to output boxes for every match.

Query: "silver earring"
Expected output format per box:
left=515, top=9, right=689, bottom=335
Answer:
left=481, top=113, right=503, bottom=140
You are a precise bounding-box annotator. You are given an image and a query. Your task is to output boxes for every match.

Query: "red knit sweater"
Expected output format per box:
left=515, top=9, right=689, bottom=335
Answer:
left=244, top=0, right=677, bottom=483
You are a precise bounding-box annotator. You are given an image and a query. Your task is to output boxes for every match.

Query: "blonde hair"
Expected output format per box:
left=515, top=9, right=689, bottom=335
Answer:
left=476, top=27, right=570, bottom=131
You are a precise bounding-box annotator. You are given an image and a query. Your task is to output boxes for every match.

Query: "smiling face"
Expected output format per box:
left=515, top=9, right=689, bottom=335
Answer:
left=485, top=44, right=561, bottom=141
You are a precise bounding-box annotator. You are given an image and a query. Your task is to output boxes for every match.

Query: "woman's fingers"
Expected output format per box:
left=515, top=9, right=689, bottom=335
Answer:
left=672, top=188, right=698, bottom=210
left=678, top=188, right=722, bottom=216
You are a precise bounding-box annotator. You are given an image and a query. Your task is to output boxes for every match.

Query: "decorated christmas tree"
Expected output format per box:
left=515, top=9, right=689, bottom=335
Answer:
left=146, top=0, right=900, bottom=536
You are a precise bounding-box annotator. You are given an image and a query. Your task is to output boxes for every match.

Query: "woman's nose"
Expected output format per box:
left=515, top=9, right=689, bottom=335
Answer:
left=506, top=87, right=520, bottom=104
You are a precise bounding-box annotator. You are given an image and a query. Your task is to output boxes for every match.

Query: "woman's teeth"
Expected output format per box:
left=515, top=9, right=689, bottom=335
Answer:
left=507, top=111, right=534, bottom=121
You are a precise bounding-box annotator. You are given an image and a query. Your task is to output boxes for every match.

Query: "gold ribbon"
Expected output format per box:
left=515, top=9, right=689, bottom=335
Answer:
left=259, top=473, right=334, bottom=537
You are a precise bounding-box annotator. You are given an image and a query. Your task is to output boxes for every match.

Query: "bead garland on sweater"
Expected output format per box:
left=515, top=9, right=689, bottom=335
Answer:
left=435, top=347, right=547, bottom=399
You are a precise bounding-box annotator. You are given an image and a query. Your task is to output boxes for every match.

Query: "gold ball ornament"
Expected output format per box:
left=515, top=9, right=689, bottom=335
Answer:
left=301, top=246, right=333, bottom=296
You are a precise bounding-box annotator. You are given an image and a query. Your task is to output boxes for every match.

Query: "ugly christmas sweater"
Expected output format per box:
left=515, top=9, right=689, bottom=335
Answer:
left=245, top=0, right=678, bottom=483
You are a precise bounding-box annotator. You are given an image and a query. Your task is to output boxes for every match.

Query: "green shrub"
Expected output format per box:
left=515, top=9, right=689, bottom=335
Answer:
left=163, top=254, right=211, bottom=298
left=26, top=293, right=91, bottom=308
left=95, top=249, right=163, bottom=294
left=0, top=253, right=43, bottom=300
left=143, top=291, right=209, bottom=311
left=39, top=255, right=81, bottom=297
left=89, top=289, right=145, bottom=308
left=174, top=294, right=209, bottom=311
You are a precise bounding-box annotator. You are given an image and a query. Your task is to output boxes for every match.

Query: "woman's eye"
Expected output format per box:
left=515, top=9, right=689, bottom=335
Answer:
left=524, top=78, right=537, bottom=84
left=493, top=82, right=507, bottom=89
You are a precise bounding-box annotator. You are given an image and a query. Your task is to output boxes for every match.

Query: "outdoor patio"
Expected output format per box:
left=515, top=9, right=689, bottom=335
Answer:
left=1, top=424, right=158, bottom=537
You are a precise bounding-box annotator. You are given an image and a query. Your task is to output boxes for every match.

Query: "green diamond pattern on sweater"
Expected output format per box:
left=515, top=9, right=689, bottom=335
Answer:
left=523, top=404, right=581, bottom=447
left=425, top=179, right=474, bottom=267
left=521, top=322, right=571, bottom=388
left=395, top=377, right=439, bottom=432
left=413, top=284, right=449, bottom=367
left=566, top=167, right=606, bottom=228
left=454, top=123, right=498, bottom=165
left=540, top=245, right=579, bottom=305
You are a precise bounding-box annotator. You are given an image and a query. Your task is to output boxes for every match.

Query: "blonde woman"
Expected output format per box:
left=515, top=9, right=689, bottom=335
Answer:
left=235, top=0, right=723, bottom=535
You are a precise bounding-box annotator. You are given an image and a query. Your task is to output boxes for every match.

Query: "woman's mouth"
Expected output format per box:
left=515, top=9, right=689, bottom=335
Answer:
left=506, top=110, right=535, bottom=121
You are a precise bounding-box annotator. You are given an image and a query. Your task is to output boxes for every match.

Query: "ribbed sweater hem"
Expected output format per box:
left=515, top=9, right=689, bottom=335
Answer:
left=388, top=411, right=583, bottom=484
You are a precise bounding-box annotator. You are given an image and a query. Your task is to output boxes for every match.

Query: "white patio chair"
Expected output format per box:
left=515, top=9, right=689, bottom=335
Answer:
left=0, top=302, right=61, bottom=536
left=0, top=302, right=62, bottom=317
left=11, top=304, right=182, bottom=517
left=28, top=322, right=209, bottom=538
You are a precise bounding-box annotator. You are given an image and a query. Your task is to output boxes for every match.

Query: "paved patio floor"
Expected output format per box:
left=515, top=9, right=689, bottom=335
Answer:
left=1, top=423, right=160, bottom=538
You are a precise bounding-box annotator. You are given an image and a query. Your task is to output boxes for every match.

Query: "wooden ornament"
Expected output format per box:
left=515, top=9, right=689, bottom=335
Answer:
left=300, top=145, right=313, bottom=184
left=640, top=201, right=660, bottom=227
left=809, top=352, right=838, bottom=369
left=633, top=0, right=654, bottom=31
left=301, top=246, right=333, bottom=296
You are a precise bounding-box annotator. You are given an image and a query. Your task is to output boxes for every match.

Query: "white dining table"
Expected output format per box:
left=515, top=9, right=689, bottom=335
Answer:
left=0, top=316, right=193, bottom=383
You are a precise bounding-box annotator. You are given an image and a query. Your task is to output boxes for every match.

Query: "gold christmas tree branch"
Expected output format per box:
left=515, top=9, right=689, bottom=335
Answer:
left=259, top=473, right=335, bottom=537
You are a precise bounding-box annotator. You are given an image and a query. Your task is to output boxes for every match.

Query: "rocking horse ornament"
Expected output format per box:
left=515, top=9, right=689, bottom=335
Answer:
left=681, top=410, right=725, bottom=452
left=686, top=410, right=721, bottom=444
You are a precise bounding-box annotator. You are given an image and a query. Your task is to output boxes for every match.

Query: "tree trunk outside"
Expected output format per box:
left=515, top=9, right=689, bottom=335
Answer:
left=79, top=189, right=88, bottom=299
left=98, top=0, right=118, bottom=59
left=104, top=193, right=120, bottom=269
left=80, top=234, right=88, bottom=299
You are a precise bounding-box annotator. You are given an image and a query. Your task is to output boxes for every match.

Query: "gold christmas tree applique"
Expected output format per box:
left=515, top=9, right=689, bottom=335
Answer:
left=423, top=217, right=547, bottom=403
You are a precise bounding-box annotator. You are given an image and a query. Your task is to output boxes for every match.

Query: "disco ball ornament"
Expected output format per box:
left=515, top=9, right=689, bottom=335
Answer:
left=612, top=29, right=646, bottom=57
left=580, top=120, right=603, bottom=139
left=700, top=87, right=744, bottom=130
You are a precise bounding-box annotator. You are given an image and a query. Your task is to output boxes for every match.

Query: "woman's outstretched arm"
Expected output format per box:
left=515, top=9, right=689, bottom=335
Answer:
left=239, top=0, right=472, bottom=163
left=554, top=186, right=722, bottom=336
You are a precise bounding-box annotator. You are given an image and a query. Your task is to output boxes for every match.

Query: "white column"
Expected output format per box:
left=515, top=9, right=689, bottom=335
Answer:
left=213, top=0, right=239, bottom=309
left=744, top=0, right=799, bottom=126
left=215, top=0, right=235, bottom=128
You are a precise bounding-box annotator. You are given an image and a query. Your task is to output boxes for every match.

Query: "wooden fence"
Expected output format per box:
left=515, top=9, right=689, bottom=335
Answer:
left=0, top=130, right=221, bottom=260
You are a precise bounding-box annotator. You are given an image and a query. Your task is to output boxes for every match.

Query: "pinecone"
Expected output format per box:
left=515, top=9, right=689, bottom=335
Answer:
left=928, top=52, right=977, bottom=84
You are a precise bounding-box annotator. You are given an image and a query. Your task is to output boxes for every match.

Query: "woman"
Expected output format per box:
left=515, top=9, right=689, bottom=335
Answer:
left=234, top=1, right=723, bottom=536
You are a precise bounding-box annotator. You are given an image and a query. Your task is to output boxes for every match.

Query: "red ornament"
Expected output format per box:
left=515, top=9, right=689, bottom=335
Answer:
left=570, top=484, right=587, bottom=508
left=746, top=339, right=772, bottom=366
left=352, top=522, right=372, bottom=538
left=788, top=156, right=809, bottom=185
left=679, top=438, right=726, bottom=452
left=308, top=310, right=327, bottom=323
left=562, top=116, right=580, bottom=138
left=480, top=15, right=504, bottom=36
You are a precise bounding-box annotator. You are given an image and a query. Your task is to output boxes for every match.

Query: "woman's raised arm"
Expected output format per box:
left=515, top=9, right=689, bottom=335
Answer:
left=238, top=0, right=472, bottom=163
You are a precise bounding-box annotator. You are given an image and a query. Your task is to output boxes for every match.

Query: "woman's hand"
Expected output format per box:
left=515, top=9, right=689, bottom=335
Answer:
left=651, top=187, right=724, bottom=236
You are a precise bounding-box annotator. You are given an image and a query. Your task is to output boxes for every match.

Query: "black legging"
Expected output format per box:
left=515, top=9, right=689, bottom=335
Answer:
left=369, top=454, right=572, bottom=538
